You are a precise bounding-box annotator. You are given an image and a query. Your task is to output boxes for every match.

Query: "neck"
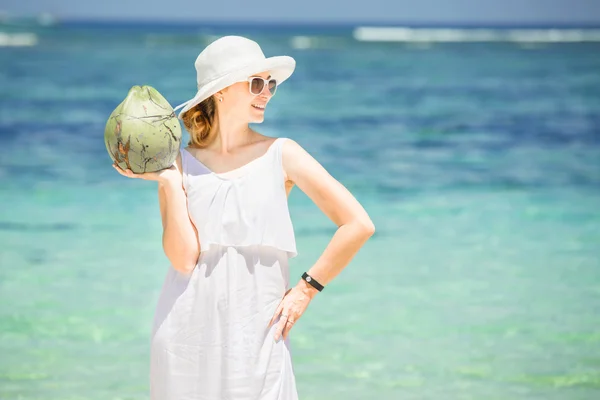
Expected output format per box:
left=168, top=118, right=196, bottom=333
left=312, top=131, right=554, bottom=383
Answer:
left=209, top=108, right=254, bottom=154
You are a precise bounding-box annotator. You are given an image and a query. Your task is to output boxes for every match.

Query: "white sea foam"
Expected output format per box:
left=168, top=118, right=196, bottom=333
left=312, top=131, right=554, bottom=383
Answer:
left=353, top=27, right=600, bottom=43
left=0, top=32, right=38, bottom=47
left=290, top=35, right=312, bottom=49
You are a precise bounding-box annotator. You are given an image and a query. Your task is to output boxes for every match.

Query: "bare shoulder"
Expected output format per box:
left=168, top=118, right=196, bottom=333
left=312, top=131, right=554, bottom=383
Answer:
left=280, top=138, right=333, bottom=185
left=280, top=138, right=374, bottom=230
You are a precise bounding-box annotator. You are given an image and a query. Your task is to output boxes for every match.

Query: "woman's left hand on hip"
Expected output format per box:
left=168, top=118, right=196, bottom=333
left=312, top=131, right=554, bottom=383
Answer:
left=268, top=286, right=315, bottom=341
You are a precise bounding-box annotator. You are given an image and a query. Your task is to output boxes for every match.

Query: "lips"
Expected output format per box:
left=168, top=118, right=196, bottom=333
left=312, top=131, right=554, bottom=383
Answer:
left=251, top=104, right=266, bottom=110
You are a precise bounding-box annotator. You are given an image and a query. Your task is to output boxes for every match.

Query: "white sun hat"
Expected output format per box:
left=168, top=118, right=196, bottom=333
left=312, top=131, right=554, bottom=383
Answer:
left=173, top=35, right=296, bottom=119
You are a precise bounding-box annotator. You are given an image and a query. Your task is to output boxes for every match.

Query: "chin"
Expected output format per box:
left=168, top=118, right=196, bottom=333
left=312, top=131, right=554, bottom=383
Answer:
left=249, top=116, right=265, bottom=124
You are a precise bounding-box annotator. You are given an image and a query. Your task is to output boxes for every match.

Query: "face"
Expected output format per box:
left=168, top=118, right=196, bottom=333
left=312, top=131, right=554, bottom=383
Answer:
left=217, top=71, right=275, bottom=123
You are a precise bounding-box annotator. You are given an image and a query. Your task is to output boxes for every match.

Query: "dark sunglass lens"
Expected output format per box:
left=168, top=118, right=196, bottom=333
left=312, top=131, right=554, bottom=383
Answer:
left=250, top=78, right=264, bottom=94
left=268, top=79, right=277, bottom=95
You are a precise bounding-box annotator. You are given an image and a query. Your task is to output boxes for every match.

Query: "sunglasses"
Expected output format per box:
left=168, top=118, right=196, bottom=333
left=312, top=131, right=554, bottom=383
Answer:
left=245, top=76, right=278, bottom=96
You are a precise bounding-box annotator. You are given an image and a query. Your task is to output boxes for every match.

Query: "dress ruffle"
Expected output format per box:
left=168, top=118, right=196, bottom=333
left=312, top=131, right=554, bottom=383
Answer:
left=181, top=138, right=297, bottom=259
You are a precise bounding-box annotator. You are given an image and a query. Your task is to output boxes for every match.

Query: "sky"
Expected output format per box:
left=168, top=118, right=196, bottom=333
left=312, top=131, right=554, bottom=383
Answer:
left=2, top=0, right=600, bottom=24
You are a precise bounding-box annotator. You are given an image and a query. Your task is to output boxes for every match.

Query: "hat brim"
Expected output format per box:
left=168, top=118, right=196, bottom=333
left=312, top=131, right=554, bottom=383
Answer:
left=174, top=55, right=295, bottom=119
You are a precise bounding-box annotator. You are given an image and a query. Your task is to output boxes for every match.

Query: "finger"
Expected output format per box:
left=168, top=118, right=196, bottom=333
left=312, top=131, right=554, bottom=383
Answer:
left=274, top=313, right=288, bottom=341
left=268, top=303, right=283, bottom=328
left=282, top=318, right=296, bottom=340
left=112, top=163, right=128, bottom=175
left=112, top=164, right=127, bottom=177
left=113, top=166, right=140, bottom=180
left=268, top=306, right=281, bottom=328
left=122, top=168, right=138, bottom=179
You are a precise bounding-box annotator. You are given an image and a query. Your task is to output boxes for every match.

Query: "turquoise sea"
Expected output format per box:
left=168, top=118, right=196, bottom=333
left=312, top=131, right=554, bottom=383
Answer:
left=1, top=21, right=599, bottom=399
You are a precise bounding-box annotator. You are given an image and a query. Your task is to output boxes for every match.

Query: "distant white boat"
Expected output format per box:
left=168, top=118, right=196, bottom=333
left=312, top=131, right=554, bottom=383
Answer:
left=353, top=26, right=600, bottom=43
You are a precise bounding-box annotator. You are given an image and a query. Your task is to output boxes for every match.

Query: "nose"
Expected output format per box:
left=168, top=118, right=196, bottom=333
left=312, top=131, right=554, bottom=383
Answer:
left=258, top=84, right=272, bottom=98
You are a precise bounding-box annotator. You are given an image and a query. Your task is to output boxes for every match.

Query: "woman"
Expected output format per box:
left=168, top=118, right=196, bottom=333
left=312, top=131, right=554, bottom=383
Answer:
left=113, top=36, right=375, bottom=400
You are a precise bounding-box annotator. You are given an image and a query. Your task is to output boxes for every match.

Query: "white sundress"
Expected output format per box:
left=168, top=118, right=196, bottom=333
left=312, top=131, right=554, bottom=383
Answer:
left=149, top=137, right=299, bottom=400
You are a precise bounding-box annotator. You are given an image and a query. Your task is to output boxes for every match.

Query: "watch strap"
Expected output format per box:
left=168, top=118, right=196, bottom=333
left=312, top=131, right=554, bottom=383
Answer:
left=302, top=272, right=324, bottom=292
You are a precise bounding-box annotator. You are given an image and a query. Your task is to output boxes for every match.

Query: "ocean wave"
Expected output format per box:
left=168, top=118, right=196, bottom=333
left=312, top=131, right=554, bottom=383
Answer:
left=353, top=27, right=600, bottom=43
left=0, top=32, right=38, bottom=47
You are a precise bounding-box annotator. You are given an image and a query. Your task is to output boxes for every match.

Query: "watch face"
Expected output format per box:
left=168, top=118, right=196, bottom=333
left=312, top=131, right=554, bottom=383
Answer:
left=306, top=276, right=312, bottom=282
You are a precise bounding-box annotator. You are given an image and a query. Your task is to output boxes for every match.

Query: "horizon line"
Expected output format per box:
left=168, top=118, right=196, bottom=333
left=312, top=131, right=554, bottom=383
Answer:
left=52, top=18, right=600, bottom=28
left=2, top=14, right=600, bottom=29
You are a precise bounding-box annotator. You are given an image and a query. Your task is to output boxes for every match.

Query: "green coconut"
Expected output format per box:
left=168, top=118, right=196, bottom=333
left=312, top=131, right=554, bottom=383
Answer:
left=104, top=85, right=182, bottom=174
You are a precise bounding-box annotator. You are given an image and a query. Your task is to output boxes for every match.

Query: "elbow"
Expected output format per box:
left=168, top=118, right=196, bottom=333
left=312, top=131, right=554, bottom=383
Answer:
left=356, top=218, right=376, bottom=238
left=165, top=245, right=200, bottom=275
left=163, top=236, right=200, bottom=274
left=172, top=252, right=199, bottom=275
left=172, top=262, right=196, bottom=275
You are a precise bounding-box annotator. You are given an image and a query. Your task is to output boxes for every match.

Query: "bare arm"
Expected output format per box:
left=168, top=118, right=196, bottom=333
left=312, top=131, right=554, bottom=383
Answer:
left=113, top=152, right=200, bottom=274
left=158, top=177, right=200, bottom=274
left=283, top=138, right=375, bottom=295
left=269, top=138, right=376, bottom=340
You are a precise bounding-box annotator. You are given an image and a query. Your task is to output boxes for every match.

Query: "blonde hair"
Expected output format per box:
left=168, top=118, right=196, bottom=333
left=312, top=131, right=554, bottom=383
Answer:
left=181, top=96, right=218, bottom=148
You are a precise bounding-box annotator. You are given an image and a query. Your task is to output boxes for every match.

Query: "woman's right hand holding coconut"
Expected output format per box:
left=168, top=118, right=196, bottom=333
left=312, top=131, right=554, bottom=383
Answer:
left=112, top=162, right=182, bottom=185
left=105, top=86, right=199, bottom=275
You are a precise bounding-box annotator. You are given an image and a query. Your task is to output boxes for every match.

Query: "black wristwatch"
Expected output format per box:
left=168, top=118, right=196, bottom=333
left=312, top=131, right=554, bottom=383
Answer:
left=301, top=272, right=324, bottom=292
